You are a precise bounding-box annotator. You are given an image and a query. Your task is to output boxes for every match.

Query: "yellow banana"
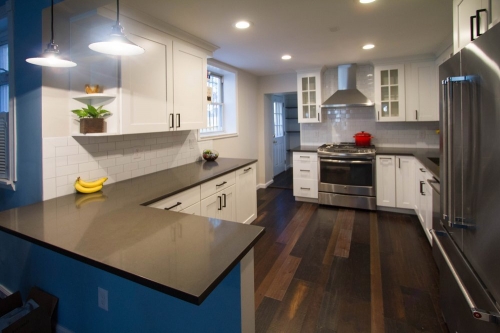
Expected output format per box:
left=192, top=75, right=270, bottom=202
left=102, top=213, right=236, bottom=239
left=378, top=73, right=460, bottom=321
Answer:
left=75, top=182, right=103, bottom=194
left=75, top=192, right=107, bottom=208
left=77, top=176, right=108, bottom=188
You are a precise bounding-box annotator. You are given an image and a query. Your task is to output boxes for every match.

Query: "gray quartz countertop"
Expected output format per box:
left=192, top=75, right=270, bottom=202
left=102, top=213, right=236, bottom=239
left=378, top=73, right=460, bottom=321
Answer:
left=290, top=145, right=320, bottom=152
left=376, top=147, right=440, bottom=180
left=0, top=158, right=264, bottom=305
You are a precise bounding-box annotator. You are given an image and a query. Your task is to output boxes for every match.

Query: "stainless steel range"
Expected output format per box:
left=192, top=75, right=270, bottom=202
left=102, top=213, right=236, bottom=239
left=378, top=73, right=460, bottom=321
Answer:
left=317, top=143, right=376, bottom=210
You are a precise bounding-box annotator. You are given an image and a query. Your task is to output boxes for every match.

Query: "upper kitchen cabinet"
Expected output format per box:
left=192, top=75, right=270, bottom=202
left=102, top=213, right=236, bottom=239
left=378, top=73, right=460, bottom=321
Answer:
left=374, top=64, right=406, bottom=122
left=405, top=62, right=438, bottom=122
left=453, top=0, right=499, bottom=53
left=69, top=9, right=212, bottom=135
left=297, top=68, right=325, bottom=123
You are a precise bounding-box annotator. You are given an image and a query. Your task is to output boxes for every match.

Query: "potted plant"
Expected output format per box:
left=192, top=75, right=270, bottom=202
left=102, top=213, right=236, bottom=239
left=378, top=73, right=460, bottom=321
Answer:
left=71, top=105, right=111, bottom=134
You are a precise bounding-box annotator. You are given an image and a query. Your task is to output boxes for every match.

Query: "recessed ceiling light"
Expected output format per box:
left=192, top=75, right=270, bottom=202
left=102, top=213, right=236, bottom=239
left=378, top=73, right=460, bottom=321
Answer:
left=360, top=0, right=376, bottom=3
left=235, top=21, right=251, bottom=29
left=363, top=44, right=375, bottom=50
left=281, top=55, right=292, bottom=60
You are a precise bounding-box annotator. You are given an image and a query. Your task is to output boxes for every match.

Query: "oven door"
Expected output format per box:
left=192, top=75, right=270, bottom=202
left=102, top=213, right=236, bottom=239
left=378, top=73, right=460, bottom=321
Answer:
left=318, top=158, right=375, bottom=196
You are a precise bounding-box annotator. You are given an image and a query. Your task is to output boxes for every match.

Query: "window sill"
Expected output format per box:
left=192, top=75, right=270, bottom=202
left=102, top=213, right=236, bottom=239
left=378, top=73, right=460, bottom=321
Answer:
left=0, top=179, right=15, bottom=191
left=198, top=132, right=238, bottom=141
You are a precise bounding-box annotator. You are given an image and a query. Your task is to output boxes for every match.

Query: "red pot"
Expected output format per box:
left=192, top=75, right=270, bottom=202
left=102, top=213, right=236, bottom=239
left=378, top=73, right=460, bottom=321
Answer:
left=353, top=131, right=373, bottom=146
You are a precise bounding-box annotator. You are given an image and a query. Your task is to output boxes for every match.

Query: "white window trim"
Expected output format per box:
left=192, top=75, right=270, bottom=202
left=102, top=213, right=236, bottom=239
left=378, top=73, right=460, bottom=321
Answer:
left=0, top=1, right=16, bottom=191
left=198, top=59, right=238, bottom=141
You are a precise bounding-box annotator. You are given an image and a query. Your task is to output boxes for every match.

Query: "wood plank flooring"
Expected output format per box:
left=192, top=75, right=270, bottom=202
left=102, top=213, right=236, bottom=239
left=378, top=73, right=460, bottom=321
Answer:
left=268, top=168, right=294, bottom=190
left=252, top=188, right=448, bottom=333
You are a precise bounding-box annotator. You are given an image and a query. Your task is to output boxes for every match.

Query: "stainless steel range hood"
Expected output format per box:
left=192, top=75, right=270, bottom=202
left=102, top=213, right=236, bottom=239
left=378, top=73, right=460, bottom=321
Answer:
left=321, top=64, right=374, bottom=108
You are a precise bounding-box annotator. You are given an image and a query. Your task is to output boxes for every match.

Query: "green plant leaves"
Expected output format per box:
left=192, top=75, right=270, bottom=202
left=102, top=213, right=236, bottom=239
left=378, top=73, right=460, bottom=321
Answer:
left=71, top=104, right=112, bottom=118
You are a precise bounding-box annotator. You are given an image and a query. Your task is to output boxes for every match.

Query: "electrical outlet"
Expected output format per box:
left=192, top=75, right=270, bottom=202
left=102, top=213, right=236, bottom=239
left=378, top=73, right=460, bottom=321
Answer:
left=98, top=287, right=108, bottom=311
left=133, top=148, right=142, bottom=160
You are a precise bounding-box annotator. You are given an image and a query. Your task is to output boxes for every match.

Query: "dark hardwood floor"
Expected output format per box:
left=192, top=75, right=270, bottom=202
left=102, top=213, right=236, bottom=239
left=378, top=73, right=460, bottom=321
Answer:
left=268, top=168, right=294, bottom=190
left=252, top=188, right=448, bottom=333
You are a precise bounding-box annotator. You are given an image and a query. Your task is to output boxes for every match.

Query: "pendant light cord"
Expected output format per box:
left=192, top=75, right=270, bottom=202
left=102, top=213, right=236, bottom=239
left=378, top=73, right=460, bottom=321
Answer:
left=51, top=0, right=54, bottom=42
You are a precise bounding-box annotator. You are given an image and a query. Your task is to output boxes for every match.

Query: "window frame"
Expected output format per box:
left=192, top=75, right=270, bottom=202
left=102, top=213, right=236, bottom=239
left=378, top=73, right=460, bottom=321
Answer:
left=200, top=73, right=224, bottom=134
left=0, top=1, right=16, bottom=191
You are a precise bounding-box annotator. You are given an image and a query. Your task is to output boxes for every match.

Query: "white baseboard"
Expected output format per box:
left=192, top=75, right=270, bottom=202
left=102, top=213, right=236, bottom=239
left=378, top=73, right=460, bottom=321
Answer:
left=256, top=179, right=273, bottom=189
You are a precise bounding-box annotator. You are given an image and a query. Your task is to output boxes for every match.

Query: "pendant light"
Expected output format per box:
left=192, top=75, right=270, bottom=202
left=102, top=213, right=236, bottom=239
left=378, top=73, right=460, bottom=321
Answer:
left=88, top=0, right=144, bottom=56
left=26, top=0, right=77, bottom=68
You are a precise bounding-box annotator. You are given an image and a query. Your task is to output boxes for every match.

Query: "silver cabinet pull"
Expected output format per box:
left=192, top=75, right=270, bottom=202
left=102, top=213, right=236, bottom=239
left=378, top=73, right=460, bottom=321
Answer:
left=430, top=229, right=500, bottom=322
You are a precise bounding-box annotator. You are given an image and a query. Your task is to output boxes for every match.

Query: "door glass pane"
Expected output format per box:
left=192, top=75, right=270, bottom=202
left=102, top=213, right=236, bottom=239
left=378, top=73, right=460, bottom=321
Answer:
left=302, top=77, right=308, bottom=91
left=381, top=87, right=389, bottom=101
left=390, top=69, right=398, bottom=85
left=310, top=105, right=317, bottom=118
left=309, top=77, right=316, bottom=90
left=309, top=91, right=316, bottom=104
left=319, top=161, right=373, bottom=186
left=381, top=102, right=389, bottom=117
left=302, top=91, right=308, bottom=104
left=381, top=70, right=389, bottom=85
left=391, top=101, right=399, bottom=117
left=390, top=86, right=398, bottom=100
left=303, top=105, right=309, bottom=118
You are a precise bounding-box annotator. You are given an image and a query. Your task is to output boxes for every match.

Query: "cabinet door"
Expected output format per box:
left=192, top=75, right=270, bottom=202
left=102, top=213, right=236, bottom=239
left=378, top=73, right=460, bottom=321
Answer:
left=375, top=65, right=406, bottom=122
left=405, top=62, right=439, bottom=122
left=376, top=156, right=396, bottom=207
left=121, top=24, right=173, bottom=134
left=297, top=72, right=322, bottom=123
left=453, top=0, right=484, bottom=53
left=173, top=41, right=208, bottom=130
left=395, top=156, right=415, bottom=209
left=492, top=0, right=500, bottom=27
left=235, top=164, right=257, bottom=224
left=200, top=193, right=220, bottom=219
left=415, top=164, right=429, bottom=227
left=220, top=184, right=235, bottom=222
left=180, top=202, right=201, bottom=216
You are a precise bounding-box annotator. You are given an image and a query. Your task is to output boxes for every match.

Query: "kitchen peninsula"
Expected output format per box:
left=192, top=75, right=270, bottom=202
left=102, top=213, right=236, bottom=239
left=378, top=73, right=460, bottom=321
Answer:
left=0, top=158, right=264, bottom=332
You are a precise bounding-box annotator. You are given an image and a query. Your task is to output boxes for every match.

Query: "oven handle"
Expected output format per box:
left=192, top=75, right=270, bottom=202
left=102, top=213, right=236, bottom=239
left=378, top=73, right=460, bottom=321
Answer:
left=320, top=159, right=373, bottom=164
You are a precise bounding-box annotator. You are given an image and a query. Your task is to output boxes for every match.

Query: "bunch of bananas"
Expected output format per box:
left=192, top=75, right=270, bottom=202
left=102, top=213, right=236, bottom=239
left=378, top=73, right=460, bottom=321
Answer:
left=74, top=177, right=108, bottom=194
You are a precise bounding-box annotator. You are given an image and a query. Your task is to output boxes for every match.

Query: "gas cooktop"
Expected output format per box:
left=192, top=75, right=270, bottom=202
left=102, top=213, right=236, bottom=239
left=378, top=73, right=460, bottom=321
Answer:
left=317, top=142, right=376, bottom=157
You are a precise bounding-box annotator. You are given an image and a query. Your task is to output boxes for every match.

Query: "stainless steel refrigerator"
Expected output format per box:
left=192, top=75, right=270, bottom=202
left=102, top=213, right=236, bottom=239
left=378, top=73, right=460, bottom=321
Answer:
left=433, top=21, right=500, bottom=332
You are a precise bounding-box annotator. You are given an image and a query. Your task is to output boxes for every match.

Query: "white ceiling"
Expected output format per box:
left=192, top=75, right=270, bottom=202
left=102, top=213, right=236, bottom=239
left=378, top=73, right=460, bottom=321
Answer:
left=122, top=0, right=453, bottom=76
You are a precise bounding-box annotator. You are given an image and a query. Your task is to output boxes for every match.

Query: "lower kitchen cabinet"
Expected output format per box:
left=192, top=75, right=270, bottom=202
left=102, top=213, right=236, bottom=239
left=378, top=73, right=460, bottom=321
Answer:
left=180, top=202, right=201, bottom=215
left=377, top=155, right=415, bottom=209
left=235, top=164, right=257, bottom=224
left=292, top=152, right=318, bottom=200
left=200, top=184, right=235, bottom=221
left=415, top=161, right=433, bottom=244
left=147, top=186, right=200, bottom=212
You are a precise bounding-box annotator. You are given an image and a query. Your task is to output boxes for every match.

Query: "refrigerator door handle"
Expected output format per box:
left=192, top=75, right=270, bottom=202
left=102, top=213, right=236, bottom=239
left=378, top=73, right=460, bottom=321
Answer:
left=431, top=229, right=500, bottom=322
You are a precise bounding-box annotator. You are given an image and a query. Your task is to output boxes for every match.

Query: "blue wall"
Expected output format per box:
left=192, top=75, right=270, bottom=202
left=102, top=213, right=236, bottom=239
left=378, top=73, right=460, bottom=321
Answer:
left=0, top=230, right=242, bottom=332
left=0, top=0, right=54, bottom=211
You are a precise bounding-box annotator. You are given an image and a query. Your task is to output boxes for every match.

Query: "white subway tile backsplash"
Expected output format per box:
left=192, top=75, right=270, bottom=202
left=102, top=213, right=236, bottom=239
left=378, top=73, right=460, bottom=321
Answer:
left=115, top=141, right=131, bottom=149
left=56, top=145, right=79, bottom=157
left=145, top=165, right=157, bottom=174
left=89, top=151, right=107, bottom=161
left=107, top=149, right=123, bottom=159
left=43, top=158, right=56, bottom=180
left=99, top=142, right=116, bottom=151
left=56, top=176, right=67, bottom=187
left=108, top=165, right=124, bottom=175
left=79, top=144, right=99, bottom=154
left=79, top=161, right=99, bottom=172
left=124, top=162, right=138, bottom=172
left=98, top=159, right=116, bottom=168
left=116, top=171, right=131, bottom=182
left=43, top=178, right=56, bottom=201
left=115, top=155, right=131, bottom=165
left=89, top=136, right=108, bottom=144
left=132, top=168, right=145, bottom=178
left=89, top=168, right=107, bottom=180
left=55, top=156, right=68, bottom=167
left=67, top=154, right=88, bottom=165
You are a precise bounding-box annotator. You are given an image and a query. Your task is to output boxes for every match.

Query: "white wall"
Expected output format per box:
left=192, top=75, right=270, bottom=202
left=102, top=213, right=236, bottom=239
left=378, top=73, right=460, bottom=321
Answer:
left=256, top=72, right=297, bottom=186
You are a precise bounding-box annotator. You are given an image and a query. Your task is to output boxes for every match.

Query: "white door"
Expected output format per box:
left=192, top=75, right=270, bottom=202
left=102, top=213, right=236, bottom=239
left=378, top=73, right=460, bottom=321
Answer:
left=272, top=95, right=286, bottom=176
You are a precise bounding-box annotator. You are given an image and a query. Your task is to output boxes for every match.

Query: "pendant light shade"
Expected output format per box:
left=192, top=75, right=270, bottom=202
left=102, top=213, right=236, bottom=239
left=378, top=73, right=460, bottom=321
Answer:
left=26, top=0, right=76, bottom=68
left=88, top=0, right=144, bottom=56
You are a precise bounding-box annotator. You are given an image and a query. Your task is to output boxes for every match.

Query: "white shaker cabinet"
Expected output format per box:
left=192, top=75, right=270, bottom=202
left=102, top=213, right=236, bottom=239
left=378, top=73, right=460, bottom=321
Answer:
left=376, top=156, right=396, bottom=207
left=405, top=62, right=439, bottom=122
left=297, top=69, right=324, bottom=123
left=453, top=0, right=491, bottom=53
left=235, top=164, right=257, bottom=224
left=374, top=64, right=406, bottom=122
left=292, top=152, right=318, bottom=199
left=395, top=156, right=415, bottom=209
left=200, top=185, right=235, bottom=222
left=173, top=42, right=208, bottom=131
left=415, top=162, right=432, bottom=244
left=121, top=24, right=174, bottom=134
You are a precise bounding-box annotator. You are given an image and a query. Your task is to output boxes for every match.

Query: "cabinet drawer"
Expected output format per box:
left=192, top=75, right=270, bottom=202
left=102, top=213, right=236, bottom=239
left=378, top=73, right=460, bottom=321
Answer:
left=200, top=172, right=235, bottom=199
left=293, top=160, right=318, bottom=180
left=148, top=186, right=201, bottom=212
left=180, top=201, right=201, bottom=216
left=293, top=179, right=318, bottom=198
left=293, top=152, right=318, bottom=162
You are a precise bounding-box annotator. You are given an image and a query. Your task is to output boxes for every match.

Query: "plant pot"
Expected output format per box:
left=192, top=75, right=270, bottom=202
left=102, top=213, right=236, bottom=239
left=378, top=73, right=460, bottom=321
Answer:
left=80, top=118, right=104, bottom=134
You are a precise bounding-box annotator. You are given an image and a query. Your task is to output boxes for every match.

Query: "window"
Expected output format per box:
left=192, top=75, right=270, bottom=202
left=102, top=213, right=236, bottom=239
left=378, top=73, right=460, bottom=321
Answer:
left=0, top=2, right=15, bottom=190
left=201, top=73, right=223, bottom=133
left=199, top=60, right=237, bottom=140
left=273, top=101, right=284, bottom=138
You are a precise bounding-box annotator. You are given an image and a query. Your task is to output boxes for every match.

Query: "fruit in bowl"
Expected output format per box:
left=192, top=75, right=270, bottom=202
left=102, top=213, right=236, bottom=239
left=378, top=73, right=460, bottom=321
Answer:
left=202, top=149, right=219, bottom=161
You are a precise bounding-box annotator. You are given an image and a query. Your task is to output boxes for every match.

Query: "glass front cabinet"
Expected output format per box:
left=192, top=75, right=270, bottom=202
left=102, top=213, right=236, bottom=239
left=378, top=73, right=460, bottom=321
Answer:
left=374, top=64, right=406, bottom=122
left=297, top=68, right=324, bottom=123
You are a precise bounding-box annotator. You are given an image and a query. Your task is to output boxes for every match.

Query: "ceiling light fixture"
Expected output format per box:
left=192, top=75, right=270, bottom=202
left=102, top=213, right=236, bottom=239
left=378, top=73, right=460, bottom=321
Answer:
left=88, top=0, right=144, bottom=56
left=363, top=44, right=375, bottom=50
left=26, top=0, right=77, bottom=67
left=281, top=55, right=292, bottom=60
left=360, top=0, right=376, bottom=3
left=235, top=21, right=251, bottom=29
